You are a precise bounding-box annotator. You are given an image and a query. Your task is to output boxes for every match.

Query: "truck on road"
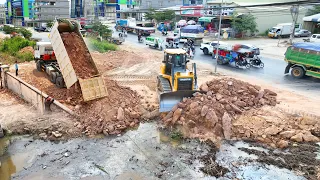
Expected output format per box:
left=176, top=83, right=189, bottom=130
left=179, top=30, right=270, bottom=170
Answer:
left=115, top=18, right=155, bottom=36
left=268, top=23, right=301, bottom=38
left=284, top=43, right=320, bottom=79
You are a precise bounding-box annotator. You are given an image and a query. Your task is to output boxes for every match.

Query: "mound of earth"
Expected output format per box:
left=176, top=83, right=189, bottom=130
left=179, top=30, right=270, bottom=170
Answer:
left=162, top=78, right=278, bottom=144
left=19, top=46, right=34, bottom=54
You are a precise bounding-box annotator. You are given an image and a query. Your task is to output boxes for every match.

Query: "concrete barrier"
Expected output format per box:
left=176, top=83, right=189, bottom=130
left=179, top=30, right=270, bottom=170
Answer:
left=2, top=71, right=74, bottom=115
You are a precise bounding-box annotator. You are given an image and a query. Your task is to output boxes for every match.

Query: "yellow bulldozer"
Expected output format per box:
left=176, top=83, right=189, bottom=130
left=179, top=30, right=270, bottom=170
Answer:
left=157, top=49, right=203, bottom=112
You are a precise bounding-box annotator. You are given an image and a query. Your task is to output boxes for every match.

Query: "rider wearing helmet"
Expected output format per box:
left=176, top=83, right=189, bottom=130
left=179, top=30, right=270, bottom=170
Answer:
left=138, top=30, right=142, bottom=42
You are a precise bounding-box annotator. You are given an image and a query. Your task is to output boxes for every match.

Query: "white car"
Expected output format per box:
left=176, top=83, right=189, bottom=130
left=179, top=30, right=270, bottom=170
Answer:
left=309, top=34, right=320, bottom=42
left=200, top=41, right=229, bottom=55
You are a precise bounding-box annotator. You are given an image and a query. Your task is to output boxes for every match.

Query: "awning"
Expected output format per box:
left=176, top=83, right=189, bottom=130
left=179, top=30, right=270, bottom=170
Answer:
left=198, top=17, right=215, bottom=22
left=303, top=13, right=320, bottom=22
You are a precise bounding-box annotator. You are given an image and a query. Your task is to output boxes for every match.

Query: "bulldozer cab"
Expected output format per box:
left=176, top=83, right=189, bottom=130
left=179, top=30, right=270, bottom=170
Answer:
left=163, top=49, right=188, bottom=75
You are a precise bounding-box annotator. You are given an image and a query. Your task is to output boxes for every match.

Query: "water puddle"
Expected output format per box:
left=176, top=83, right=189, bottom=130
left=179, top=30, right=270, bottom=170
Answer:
left=0, top=137, right=33, bottom=180
left=158, top=130, right=181, bottom=147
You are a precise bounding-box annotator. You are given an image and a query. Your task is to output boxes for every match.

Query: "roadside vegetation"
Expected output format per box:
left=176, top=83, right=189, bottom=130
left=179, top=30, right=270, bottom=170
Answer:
left=0, top=36, right=35, bottom=63
left=2, top=26, right=32, bottom=39
left=88, top=38, right=118, bottom=53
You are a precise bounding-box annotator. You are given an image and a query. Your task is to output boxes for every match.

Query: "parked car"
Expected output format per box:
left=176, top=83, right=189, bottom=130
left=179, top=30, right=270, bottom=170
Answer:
left=294, top=29, right=311, bottom=37
left=34, top=26, right=46, bottom=32
left=309, top=34, right=320, bottom=42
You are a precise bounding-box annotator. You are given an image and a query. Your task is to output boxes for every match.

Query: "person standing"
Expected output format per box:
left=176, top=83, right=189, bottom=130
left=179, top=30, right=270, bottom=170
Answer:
left=14, top=61, right=18, bottom=76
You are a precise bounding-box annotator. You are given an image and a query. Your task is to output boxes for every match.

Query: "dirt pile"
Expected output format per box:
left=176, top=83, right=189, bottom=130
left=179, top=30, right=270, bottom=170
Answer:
left=74, top=78, right=142, bottom=136
left=61, top=32, right=97, bottom=78
left=233, top=107, right=320, bottom=148
left=162, top=78, right=278, bottom=143
left=19, top=46, right=34, bottom=54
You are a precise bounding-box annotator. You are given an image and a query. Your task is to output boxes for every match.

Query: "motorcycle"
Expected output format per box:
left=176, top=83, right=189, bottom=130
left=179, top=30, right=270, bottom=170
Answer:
left=138, top=37, right=144, bottom=43
left=249, top=55, right=264, bottom=68
left=162, top=31, right=168, bottom=36
left=235, top=58, right=251, bottom=69
left=183, top=47, right=194, bottom=59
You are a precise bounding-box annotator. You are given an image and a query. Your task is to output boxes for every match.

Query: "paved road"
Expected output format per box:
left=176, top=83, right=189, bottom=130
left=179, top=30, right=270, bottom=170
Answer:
left=115, top=30, right=320, bottom=97
left=32, top=29, right=320, bottom=98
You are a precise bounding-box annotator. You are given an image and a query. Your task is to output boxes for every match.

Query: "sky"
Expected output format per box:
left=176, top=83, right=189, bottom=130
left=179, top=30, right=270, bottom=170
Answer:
left=0, top=0, right=5, bottom=5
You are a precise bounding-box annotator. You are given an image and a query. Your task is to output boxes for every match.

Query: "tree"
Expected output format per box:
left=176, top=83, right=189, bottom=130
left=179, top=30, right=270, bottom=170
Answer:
left=46, top=20, right=54, bottom=28
left=144, top=9, right=175, bottom=22
left=18, top=28, right=32, bottom=40
left=306, top=5, right=320, bottom=16
left=91, top=21, right=112, bottom=39
left=144, top=8, right=156, bottom=21
left=231, top=13, right=258, bottom=37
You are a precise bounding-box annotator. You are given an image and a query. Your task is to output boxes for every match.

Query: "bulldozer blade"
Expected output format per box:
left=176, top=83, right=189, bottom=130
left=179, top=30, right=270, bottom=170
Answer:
left=159, top=90, right=205, bottom=112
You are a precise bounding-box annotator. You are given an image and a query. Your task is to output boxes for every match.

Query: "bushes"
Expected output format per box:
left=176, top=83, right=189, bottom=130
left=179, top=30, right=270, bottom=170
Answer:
left=88, top=39, right=117, bottom=53
left=16, top=52, right=34, bottom=62
left=2, top=26, right=32, bottom=39
left=0, top=37, right=35, bottom=56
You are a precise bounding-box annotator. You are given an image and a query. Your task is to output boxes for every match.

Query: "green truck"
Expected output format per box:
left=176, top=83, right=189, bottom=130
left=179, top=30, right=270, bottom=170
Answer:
left=284, top=43, right=320, bottom=79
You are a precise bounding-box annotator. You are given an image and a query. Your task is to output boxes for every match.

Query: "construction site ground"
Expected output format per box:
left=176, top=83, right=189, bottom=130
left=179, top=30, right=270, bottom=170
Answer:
left=1, top=41, right=320, bottom=179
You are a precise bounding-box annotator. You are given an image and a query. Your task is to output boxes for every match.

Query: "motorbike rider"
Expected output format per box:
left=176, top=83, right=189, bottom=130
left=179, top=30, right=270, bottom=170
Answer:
left=138, top=30, right=142, bottom=42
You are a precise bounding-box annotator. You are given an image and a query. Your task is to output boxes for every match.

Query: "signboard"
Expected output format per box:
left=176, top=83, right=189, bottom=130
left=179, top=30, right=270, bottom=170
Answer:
left=180, top=6, right=204, bottom=17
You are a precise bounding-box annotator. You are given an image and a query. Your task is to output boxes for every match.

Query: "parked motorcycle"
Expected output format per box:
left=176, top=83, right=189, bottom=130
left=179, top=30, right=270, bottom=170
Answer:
left=249, top=55, right=264, bottom=68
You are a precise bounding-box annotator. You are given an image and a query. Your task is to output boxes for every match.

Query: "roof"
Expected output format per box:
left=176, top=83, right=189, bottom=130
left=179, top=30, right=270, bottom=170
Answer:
left=292, top=42, right=320, bottom=52
left=36, top=42, right=52, bottom=46
left=303, top=13, right=320, bottom=22
left=164, top=49, right=187, bottom=54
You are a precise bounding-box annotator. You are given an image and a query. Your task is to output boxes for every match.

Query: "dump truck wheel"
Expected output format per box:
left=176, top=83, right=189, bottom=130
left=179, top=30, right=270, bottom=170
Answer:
left=55, top=76, right=65, bottom=88
left=36, top=61, right=42, bottom=71
left=50, top=72, right=57, bottom=84
left=291, top=66, right=305, bottom=79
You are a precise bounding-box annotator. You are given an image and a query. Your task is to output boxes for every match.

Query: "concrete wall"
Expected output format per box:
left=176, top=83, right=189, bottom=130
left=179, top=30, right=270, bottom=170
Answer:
left=2, top=71, right=74, bottom=115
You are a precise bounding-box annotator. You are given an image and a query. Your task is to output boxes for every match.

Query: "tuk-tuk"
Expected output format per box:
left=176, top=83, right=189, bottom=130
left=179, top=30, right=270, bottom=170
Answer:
left=165, top=36, right=179, bottom=49
left=145, top=36, right=163, bottom=51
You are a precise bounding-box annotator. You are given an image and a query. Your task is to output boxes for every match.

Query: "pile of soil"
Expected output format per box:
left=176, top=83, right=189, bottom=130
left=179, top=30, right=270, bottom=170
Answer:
left=19, top=46, right=34, bottom=54
left=162, top=78, right=278, bottom=143
left=61, top=32, right=97, bottom=79
left=74, top=78, right=142, bottom=136
left=233, top=107, right=320, bottom=148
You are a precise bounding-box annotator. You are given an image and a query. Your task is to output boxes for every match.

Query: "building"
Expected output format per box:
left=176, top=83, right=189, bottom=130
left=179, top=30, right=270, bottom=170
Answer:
left=105, top=0, right=140, bottom=20
left=34, top=0, right=70, bottom=22
left=0, top=4, right=6, bottom=24
left=5, top=0, right=35, bottom=26
left=303, top=13, right=320, bottom=34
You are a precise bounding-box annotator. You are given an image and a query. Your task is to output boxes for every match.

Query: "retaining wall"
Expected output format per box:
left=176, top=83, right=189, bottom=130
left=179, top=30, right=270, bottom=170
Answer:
left=2, top=71, right=74, bottom=115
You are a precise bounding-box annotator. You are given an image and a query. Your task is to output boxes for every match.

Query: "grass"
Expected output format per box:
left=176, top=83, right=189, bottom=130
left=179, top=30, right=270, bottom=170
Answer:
left=87, top=38, right=118, bottom=53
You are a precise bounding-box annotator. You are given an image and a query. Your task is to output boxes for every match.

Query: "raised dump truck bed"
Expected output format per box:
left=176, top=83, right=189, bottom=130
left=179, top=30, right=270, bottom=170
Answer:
left=49, top=19, right=108, bottom=101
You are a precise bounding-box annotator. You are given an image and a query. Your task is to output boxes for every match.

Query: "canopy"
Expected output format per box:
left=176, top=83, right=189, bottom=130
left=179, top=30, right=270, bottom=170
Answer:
left=293, top=43, right=320, bottom=52
left=187, top=20, right=196, bottom=25
left=198, top=17, right=215, bottom=23
left=303, top=13, right=320, bottom=22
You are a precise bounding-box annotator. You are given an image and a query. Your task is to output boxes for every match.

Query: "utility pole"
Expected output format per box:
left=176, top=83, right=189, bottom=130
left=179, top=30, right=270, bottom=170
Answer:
left=289, top=4, right=299, bottom=45
left=214, top=0, right=223, bottom=73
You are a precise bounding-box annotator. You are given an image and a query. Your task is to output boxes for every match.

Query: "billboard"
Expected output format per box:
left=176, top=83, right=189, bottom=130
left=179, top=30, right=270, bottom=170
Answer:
left=180, top=6, right=204, bottom=17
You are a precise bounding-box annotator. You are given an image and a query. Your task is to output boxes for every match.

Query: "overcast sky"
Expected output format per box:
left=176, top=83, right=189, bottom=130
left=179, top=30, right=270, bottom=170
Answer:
left=0, top=0, right=5, bottom=5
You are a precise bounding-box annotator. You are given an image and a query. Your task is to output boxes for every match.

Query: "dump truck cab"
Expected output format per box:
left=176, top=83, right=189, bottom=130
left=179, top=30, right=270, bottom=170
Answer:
left=34, top=42, right=55, bottom=61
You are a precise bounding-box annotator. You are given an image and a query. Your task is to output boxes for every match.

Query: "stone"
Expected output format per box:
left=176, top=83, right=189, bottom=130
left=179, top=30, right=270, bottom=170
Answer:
left=262, top=135, right=267, bottom=138
left=205, top=110, right=218, bottom=125
left=213, top=123, right=224, bottom=137
left=189, top=102, right=198, bottom=109
left=177, top=102, right=186, bottom=108
left=230, top=103, right=243, bottom=113
left=207, top=91, right=213, bottom=96
left=0, top=126, right=4, bottom=138
left=171, top=105, right=178, bottom=112
left=120, top=102, right=126, bottom=108
left=117, top=107, right=125, bottom=121
left=222, top=112, right=232, bottom=139
left=245, top=130, right=251, bottom=138
left=163, top=111, right=173, bottom=121
left=200, top=97, right=204, bottom=102
left=279, top=130, right=296, bottom=139
left=227, top=81, right=233, bottom=86
left=64, top=152, right=70, bottom=157
left=200, top=83, right=209, bottom=92
left=130, top=111, right=140, bottom=119
left=172, top=108, right=183, bottom=124
left=187, top=120, right=196, bottom=128
left=39, top=133, right=47, bottom=139
left=216, top=93, right=223, bottom=101
left=248, top=86, right=259, bottom=96
left=300, top=118, right=317, bottom=126
left=264, top=126, right=282, bottom=135
left=52, top=131, right=62, bottom=138
left=277, top=140, right=289, bottom=149
left=201, top=105, right=209, bottom=117
left=234, top=101, right=246, bottom=108
left=264, top=89, right=277, bottom=96
left=256, top=90, right=265, bottom=99
left=107, top=125, right=115, bottom=132
left=182, top=98, right=188, bottom=103
left=290, top=133, right=303, bottom=142
left=302, top=132, right=319, bottom=142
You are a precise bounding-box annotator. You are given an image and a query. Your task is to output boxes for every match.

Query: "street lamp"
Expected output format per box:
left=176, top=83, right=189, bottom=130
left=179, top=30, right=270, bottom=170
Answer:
left=213, top=0, right=223, bottom=73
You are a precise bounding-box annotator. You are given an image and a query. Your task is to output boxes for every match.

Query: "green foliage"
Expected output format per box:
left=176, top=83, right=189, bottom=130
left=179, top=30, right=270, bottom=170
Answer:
left=88, top=38, right=117, bottom=53
left=46, top=20, right=54, bottom=28
left=3, top=26, right=16, bottom=34
left=16, top=52, right=34, bottom=62
left=170, top=131, right=183, bottom=141
left=0, top=37, right=36, bottom=56
left=18, top=28, right=32, bottom=39
left=91, top=21, right=112, bottom=39
left=306, top=5, right=320, bottom=16
left=144, top=9, right=175, bottom=22
left=231, top=13, right=258, bottom=37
